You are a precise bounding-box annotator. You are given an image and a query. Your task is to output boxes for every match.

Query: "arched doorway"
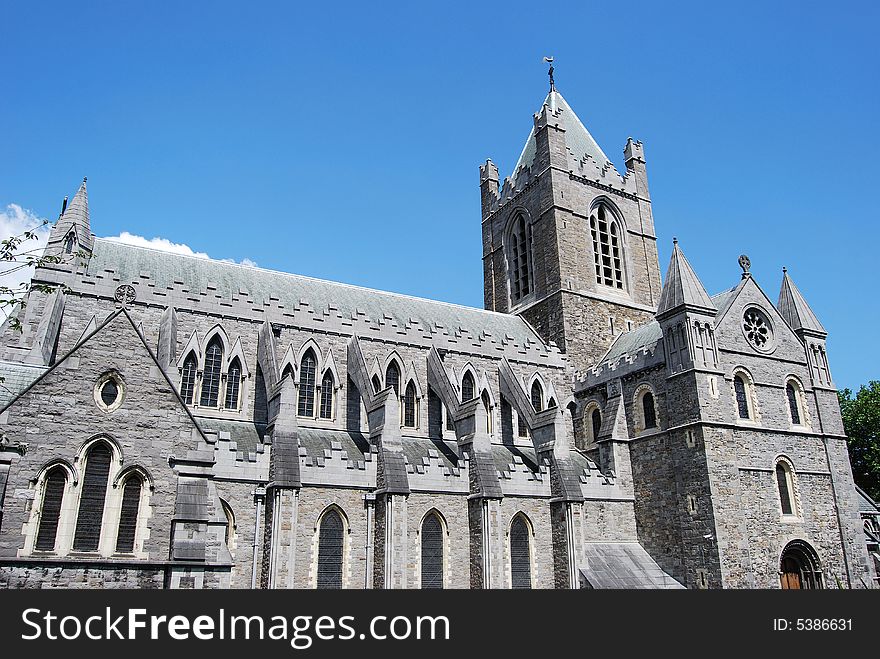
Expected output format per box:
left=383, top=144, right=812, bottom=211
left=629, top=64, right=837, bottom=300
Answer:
left=779, top=540, right=823, bottom=589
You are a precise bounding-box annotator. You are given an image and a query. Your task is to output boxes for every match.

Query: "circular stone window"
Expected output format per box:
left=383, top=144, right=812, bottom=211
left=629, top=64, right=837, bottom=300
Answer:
left=742, top=307, right=774, bottom=352
left=94, top=372, right=125, bottom=412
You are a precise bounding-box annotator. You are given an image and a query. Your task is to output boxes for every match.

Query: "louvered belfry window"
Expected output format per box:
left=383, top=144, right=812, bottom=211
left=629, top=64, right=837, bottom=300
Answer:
left=509, top=215, right=532, bottom=302
left=298, top=350, right=317, bottom=417
left=403, top=381, right=417, bottom=428
left=73, top=443, right=112, bottom=551
left=317, top=510, right=344, bottom=589
left=421, top=513, right=444, bottom=589
left=225, top=358, right=242, bottom=410
left=786, top=383, right=801, bottom=425
left=35, top=467, right=66, bottom=551
left=180, top=353, right=197, bottom=404
left=510, top=516, right=532, bottom=589
left=590, top=204, right=624, bottom=289
left=200, top=338, right=223, bottom=407
left=115, top=475, right=143, bottom=553
left=461, top=371, right=475, bottom=403
left=319, top=371, right=334, bottom=419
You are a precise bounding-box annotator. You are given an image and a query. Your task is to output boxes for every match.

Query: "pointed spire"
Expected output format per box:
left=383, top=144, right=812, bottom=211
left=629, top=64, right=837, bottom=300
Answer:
left=61, top=177, right=89, bottom=226
left=656, top=240, right=714, bottom=318
left=778, top=269, right=826, bottom=335
left=47, top=177, right=93, bottom=258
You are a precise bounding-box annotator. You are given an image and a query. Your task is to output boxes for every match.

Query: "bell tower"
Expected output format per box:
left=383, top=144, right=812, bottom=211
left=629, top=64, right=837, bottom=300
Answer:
left=481, top=71, right=662, bottom=371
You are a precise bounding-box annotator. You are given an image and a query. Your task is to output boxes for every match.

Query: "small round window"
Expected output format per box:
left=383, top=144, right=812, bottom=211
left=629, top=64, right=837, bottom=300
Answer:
left=742, top=307, right=774, bottom=352
left=95, top=372, right=124, bottom=412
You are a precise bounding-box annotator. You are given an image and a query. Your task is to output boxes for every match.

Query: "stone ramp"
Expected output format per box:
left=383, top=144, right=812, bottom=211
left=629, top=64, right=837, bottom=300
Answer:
left=579, top=542, right=684, bottom=589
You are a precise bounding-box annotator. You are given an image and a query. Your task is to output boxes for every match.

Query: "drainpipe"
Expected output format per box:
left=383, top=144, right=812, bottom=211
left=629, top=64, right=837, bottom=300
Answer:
left=482, top=499, right=491, bottom=589
left=251, top=486, right=266, bottom=589
left=364, top=493, right=375, bottom=589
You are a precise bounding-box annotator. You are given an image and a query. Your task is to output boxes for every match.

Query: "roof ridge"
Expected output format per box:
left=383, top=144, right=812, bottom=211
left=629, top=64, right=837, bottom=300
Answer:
left=92, top=237, right=531, bottom=323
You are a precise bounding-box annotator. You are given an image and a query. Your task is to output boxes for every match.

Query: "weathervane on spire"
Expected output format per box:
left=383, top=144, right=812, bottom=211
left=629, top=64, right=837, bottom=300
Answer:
left=544, top=56, right=555, bottom=92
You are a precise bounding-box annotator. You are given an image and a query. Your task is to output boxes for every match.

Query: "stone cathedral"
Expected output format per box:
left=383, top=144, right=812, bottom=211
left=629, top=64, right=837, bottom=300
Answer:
left=0, top=82, right=874, bottom=590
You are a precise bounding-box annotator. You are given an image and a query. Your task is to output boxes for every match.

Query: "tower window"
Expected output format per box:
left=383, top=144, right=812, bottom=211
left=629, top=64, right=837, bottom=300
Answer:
left=180, top=353, right=197, bottom=405
left=317, top=509, right=344, bottom=589
left=73, top=443, right=112, bottom=552
left=591, top=408, right=602, bottom=443
left=590, top=204, right=624, bottom=289
left=776, top=461, right=796, bottom=516
left=642, top=391, right=657, bottom=429
left=421, top=513, right=444, bottom=589
left=35, top=467, right=67, bottom=551
left=734, top=375, right=751, bottom=419
left=786, top=382, right=801, bottom=425
left=508, top=214, right=532, bottom=303
left=298, top=350, right=317, bottom=417
left=64, top=233, right=76, bottom=254
left=224, top=358, right=242, bottom=410
left=200, top=338, right=223, bottom=407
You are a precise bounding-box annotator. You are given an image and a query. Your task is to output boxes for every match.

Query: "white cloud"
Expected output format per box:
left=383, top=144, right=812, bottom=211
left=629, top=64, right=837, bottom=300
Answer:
left=103, top=231, right=257, bottom=267
left=0, top=204, right=51, bottom=319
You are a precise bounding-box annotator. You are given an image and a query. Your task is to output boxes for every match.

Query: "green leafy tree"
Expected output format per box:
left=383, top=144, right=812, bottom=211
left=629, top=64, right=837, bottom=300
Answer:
left=839, top=381, right=880, bottom=501
left=1, top=221, right=63, bottom=332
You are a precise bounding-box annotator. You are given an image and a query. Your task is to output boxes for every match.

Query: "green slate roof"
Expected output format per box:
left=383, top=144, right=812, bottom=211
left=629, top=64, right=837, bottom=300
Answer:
left=87, top=238, right=546, bottom=348
left=511, top=90, right=613, bottom=180
left=0, top=361, right=46, bottom=409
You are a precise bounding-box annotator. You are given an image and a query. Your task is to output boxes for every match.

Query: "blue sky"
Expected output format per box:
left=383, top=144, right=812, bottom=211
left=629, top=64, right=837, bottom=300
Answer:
left=1, top=1, right=877, bottom=389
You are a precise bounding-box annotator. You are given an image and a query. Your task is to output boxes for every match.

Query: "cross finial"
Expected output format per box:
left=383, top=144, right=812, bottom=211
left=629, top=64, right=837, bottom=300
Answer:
left=543, top=56, right=555, bottom=92
left=738, top=254, right=751, bottom=278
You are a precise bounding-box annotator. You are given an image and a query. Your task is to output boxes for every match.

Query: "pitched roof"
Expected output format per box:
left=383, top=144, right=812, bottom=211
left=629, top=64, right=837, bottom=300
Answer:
left=656, top=241, right=714, bottom=317
left=600, top=320, right=663, bottom=365
left=511, top=90, right=612, bottom=180
left=86, top=238, right=546, bottom=349
left=777, top=270, right=826, bottom=335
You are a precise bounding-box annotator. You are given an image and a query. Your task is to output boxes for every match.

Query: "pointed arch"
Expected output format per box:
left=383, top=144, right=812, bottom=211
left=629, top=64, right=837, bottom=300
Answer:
left=384, top=358, right=402, bottom=397
left=73, top=440, right=114, bottom=552
left=226, top=337, right=250, bottom=375
left=589, top=198, right=627, bottom=291
left=225, top=356, right=243, bottom=410
left=297, top=338, right=324, bottom=372
left=527, top=374, right=546, bottom=413
left=419, top=509, right=447, bottom=589
left=63, top=230, right=77, bottom=255
left=509, top=513, right=533, bottom=589
left=200, top=325, right=230, bottom=368
left=298, top=347, right=319, bottom=417
left=115, top=472, right=144, bottom=554
left=322, top=348, right=340, bottom=384
left=315, top=505, right=348, bottom=590
left=481, top=389, right=493, bottom=434
left=200, top=335, right=224, bottom=407
left=403, top=379, right=418, bottom=428
left=505, top=211, right=534, bottom=304
left=319, top=368, right=335, bottom=420
left=34, top=466, right=69, bottom=552
left=176, top=330, right=201, bottom=369
left=180, top=351, right=198, bottom=405
left=279, top=344, right=298, bottom=382
left=460, top=364, right=477, bottom=403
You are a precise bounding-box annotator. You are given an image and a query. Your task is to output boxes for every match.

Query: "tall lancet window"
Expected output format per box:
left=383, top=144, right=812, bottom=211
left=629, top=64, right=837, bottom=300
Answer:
left=200, top=338, right=223, bottom=407
left=224, top=358, right=242, bottom=410
left=508, top=214, right=532, bottom=303
left=461, top=371, right=475, bottom=403
left=385, top=362, right=400, bottom=397
left=180, top=353, right=197, bottom=405
left=298, top=350, right=317, bottom=417
left=590, top=203, right=624, bottom=289
left=73, top=443, right=112, bottom=552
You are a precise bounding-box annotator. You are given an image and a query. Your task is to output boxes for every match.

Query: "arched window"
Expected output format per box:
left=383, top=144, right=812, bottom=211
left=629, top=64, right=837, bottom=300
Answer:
left=590, top=203, right=624, bottom=289
left=642, top=392, right=657, bottom=429
left=224, top=358, right=242, bottom=410
left=776, top=460, right=796, bottom=516
left=481, top=390, right=492, bottom=434
left=385, top=361, right=400, bottom=397
left=510, top=515, right=532, bottom=589
left=786, top=382, right=802, bottom=426
left=115, top=475, right=143, bottom=554
left=200, top=338, right=223, bottom=407
left=508, top=214, right=532, bottom=303
left=298, top=349, right=317, bottom=417
left=64, top=233, right=76, bottom=254
left=734, top=375, right=751, bottom=419
left=591, top=408, right=602, bottom=443
left=73, top=443, right=113, bottom=552
left=780, top=541, right=822, bottom=589
left=461, top=371, right=475, bottom=403
left=531, top=380, right=543, bottom=413
left=371, top=374, right=381, bottom=394
left=421, top=512, right=444, bottom=589
left=403, top=381, right=417, bottom=428
left=180, top=353, right=197, bottom=405
left=35, top=467, right=67, bottom=551
left=319, top=370, right=334, bottom=420
left=317, top=509, right=344, bottom=589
